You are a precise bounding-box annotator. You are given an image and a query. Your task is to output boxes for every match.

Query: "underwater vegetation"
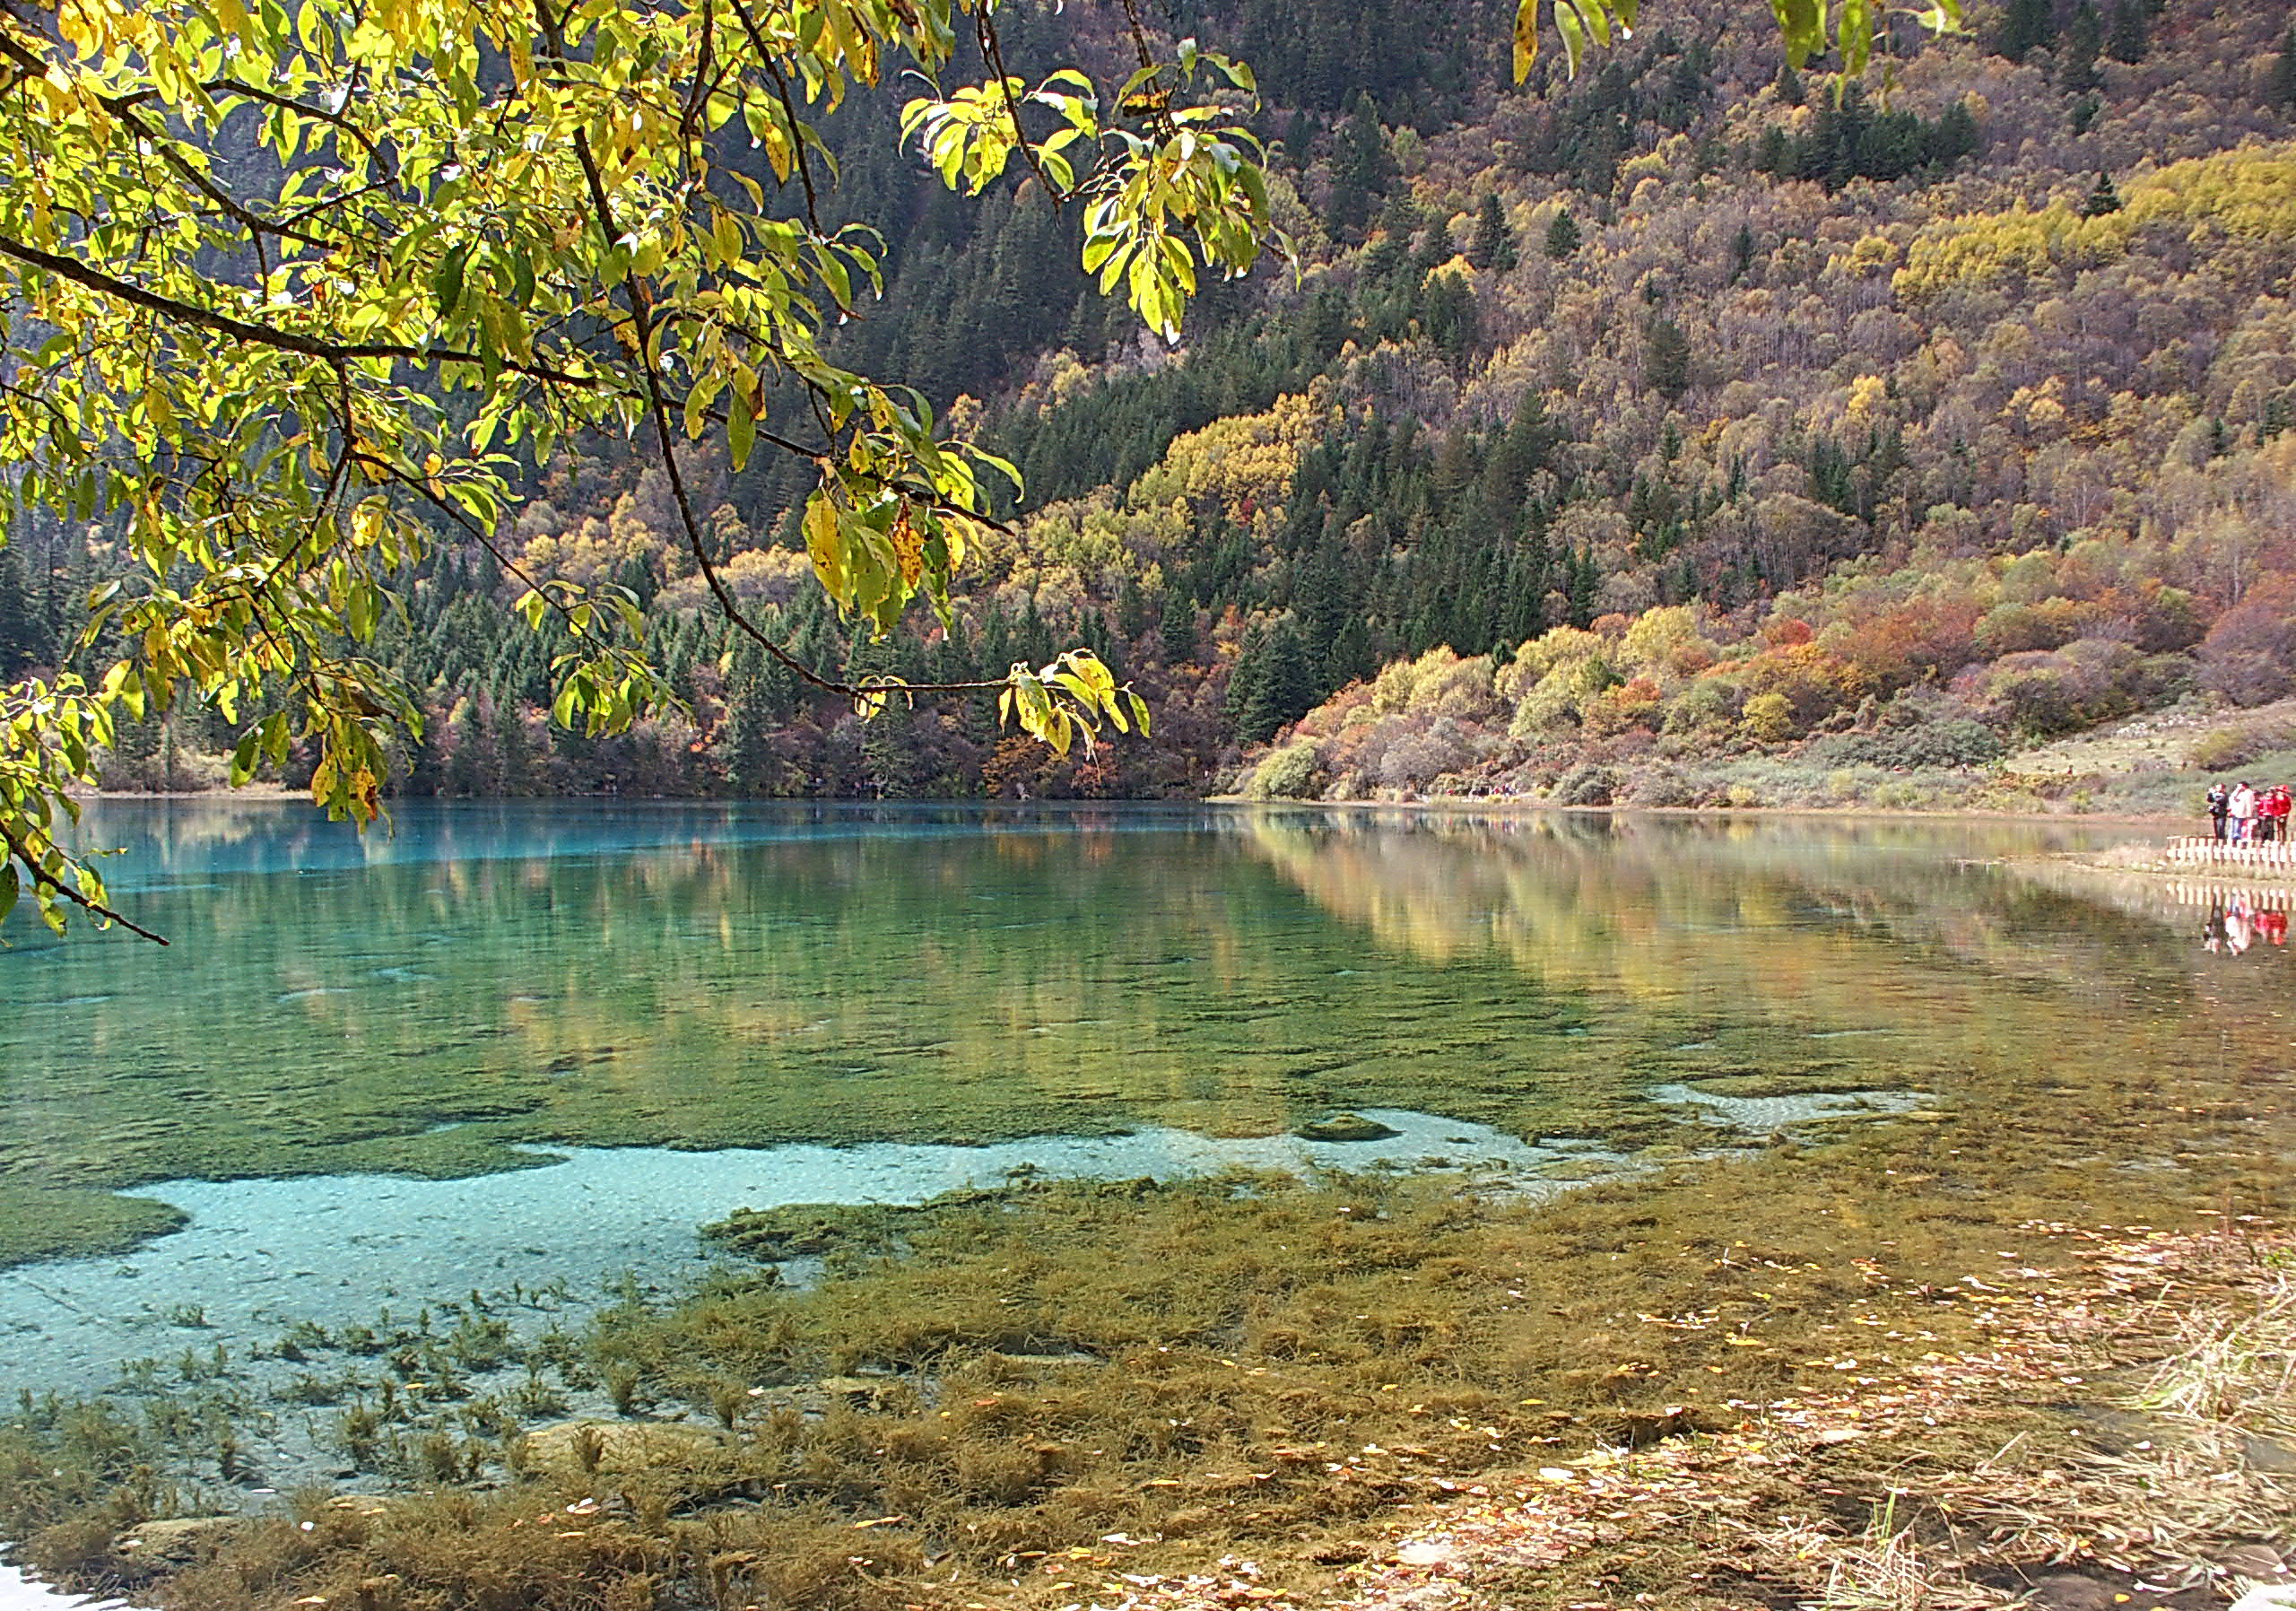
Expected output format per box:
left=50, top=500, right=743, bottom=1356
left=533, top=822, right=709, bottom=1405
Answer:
left=0, top=1028, right=2284, bottom=1611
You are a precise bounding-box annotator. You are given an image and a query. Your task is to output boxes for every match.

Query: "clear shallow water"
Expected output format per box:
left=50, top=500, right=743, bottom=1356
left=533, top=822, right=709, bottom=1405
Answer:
left=3, top=800, right=2292, bottom=1408
left=0, top=1112, right=1594, bottom=1401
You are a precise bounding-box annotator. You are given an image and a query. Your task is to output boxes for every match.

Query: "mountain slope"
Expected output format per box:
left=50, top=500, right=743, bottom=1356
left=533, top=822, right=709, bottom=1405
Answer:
left=17, top=0, right=2296, bottom=806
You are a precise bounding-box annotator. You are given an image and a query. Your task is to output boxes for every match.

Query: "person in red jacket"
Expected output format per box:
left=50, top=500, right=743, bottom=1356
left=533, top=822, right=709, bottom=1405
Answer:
left=2266, top=784, right=2293, bottom=844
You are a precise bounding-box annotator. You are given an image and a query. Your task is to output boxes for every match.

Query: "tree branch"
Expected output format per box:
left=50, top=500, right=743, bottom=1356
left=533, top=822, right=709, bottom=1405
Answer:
left=976, top=7, right=1070, bottom=206
left=0, top=822, right=170, bottom=945
left=0, top=231, right=613, bottom=389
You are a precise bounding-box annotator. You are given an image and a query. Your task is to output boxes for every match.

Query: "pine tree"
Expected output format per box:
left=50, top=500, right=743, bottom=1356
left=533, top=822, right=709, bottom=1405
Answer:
left=1251, top=623, right=1318, bottom=744
left=2080, top=170, right=2123, bottom=216
left=2058, top=1, right=2101, bottom=93
left=0, top=546, right=43, bottom=678
left=1328, top=91, right=1395, bottom=234
left=1160, top=605, right=1198, bottom=666
left=1933, top=101, right=1982, bottom=165
left=491, top=698, right=535, bottom=796
left=1466, top=194, right=1518, bottom=272
left=718, top=642, right=786, bottom=794
left=1645, top=316, right=1692, bottom=401
left=1995, top=0, right=2057, bottom=59
left=1411, top=214, right=1456, bottom=274
left=1222, top=624, right=1265, bottom=735
left=1729, top=222, right=1758, bottom=283
left=2103, top=0, right=2146, bottom=62
left=1421, top=271, right=1477, bottom=367
left=2274, top=25, right=2296, bottom=113
left=1543, top=208, right=1581, bottom=260
left=1774, top=60, right=1805, bottom=106
left=1567, top=550, right=1600, bottom=629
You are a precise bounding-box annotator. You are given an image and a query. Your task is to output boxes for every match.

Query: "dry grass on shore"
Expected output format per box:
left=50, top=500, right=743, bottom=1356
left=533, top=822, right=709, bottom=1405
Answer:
left=8, top=1189, right=2291, bottom=1611
left=1213, top=1220, right=2296, bottom=1611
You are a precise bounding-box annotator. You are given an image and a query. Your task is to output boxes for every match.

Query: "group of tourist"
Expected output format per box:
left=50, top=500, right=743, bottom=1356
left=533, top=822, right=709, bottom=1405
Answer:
left=2205, top=779, right=2294, bottom=842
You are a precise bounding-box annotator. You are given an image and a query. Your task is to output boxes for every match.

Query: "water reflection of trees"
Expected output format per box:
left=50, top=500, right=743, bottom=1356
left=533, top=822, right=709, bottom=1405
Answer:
left=10, top=804, right=1666, bottom=1193
left=1235, top=809, right=2296, bottom=1195
left=4, top=801, right=2279, bottom=1210
left=1235, top=808, right=2201, bottom=1023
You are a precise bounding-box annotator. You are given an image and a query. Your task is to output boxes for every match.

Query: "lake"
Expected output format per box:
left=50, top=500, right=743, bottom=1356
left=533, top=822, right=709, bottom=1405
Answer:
left=1, top=801, right=2289, bottom=1457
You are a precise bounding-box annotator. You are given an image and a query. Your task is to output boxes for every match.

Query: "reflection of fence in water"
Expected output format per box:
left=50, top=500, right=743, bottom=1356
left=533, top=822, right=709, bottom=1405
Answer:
left=2163, top=882, right=2296, bottom=909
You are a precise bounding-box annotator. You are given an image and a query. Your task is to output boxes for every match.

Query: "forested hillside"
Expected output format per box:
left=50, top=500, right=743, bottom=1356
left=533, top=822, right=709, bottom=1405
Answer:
left=11, top=0, right=2296, bottom=806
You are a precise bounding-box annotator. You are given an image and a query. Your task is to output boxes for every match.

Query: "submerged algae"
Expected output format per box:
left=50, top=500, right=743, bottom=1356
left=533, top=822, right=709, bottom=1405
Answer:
left=17, top=909, right=2296, bottom=1582
left=0, top=1189, right=186, bottom=1268
left=4, top=1073, right=2283, bottom=1611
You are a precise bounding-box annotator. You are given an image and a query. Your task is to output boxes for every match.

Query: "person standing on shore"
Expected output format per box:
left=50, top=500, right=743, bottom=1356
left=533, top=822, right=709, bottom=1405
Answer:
left=2230, top=780, right=2258, bottom=843
left=2267, top=783, right=2292, bottom=844
left=2208, top=781, right=2231, bottom=840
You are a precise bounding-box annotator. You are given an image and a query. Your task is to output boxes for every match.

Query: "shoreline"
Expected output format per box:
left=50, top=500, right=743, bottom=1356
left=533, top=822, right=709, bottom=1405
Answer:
left=88, top=785, right=2193, bottom=832
left=1208, top=790, right=2187, bottom=831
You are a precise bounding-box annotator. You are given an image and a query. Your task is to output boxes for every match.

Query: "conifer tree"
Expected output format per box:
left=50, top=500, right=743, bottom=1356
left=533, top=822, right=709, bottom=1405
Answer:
left=1412, top=216, right=1457, bottom=274
left=1568, top=551, right=1601, bottom=629
left=491, top=699, right=535, bottom=796
left=1544, top=208, right=1583, bottom=260
left=1996, top=0, right=2057, bottom=59
left=2274, top=25, right=2296, bottom=113
left=0, top=546, right=44, bottom=679
left=1223, top=624, right=1265, bottom=735
left=2080, top=170, right=2123, bottom=216
left=1329, top=92, right=1396, bottom=234
left=1466, top=195, right=1518, bottom=272
left=1646, top=317, right=1693, bottom=400
left=1160, top=603, right=1200, bottom=667
left=2104, top=0, right=2146, bottom=63
left=2059, top=2, right=2102, bottom=92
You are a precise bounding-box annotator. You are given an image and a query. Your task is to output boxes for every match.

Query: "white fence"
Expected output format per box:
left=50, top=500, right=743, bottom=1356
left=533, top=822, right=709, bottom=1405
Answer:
left=2161, top=835, right=2296, bottom=872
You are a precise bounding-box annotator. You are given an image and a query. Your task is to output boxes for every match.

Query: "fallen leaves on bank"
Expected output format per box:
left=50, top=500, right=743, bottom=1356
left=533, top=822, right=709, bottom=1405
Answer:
left=1030, top=1219, right=2296, bottom=1611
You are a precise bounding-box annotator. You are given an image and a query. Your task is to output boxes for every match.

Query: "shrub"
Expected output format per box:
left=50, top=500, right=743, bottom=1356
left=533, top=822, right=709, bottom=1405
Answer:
left=2187, top=718, right=2296, bottom=772
left=1618, top=765, right=1707, bottom=808
left=1967, top=637, right=2157, bottom=737
left=1549, top=763, right=1620, bottom=806
left=2198, top=597, right=2296, bottom=707
left=1740, top=692, right=1796, bottom=743
left=1809, top=718, right=2004, bottom=770
left=1244, top=742, right=1325, bottom=800
left=1661, top=678, right=1744, bottom=743
left=1377, top=718, right=1476, bottom=789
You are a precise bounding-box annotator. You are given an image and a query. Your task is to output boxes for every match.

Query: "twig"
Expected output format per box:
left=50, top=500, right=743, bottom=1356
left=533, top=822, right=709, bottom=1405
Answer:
left=0, top=822, right=170, bottom=945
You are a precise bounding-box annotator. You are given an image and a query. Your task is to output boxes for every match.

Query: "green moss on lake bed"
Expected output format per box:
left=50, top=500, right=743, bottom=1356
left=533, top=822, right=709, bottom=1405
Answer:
left=0, top=1186, right=187, bottom=1267
left=0, top=806, right=2180, bottom=1266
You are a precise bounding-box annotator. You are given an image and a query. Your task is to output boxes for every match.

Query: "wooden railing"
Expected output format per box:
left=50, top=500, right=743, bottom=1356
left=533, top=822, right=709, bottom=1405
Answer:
left=2162, top=835, right=2296, bottom=871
